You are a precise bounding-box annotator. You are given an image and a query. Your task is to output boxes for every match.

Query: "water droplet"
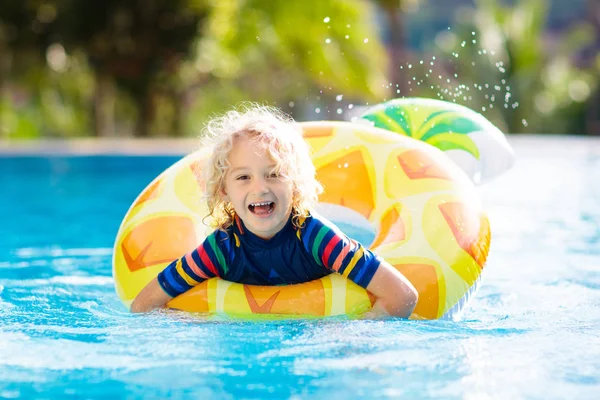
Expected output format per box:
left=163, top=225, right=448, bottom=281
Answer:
left=348, top=104, right=354, bottom=109
left=325, top=38, right=331, bottom=44
left=461, top=41, right=466, bottom=47
left=522, top=119, right=528, bottom=127
left=337, top=108, right=343, bottom=115
left=315, top=108, right=321, bottom=114
left=289, top=101, right=295, bottom=107
left=363, top=38, right=369, bottom=43
left=256, top=36, right=260, bottom=41
left=324, top=17, right=330, bottom=23
left=408, top=64, right=412, bottom=69
left=472, top=31, right=476, bottom=36
left=345, top=35, right=349, bottom=39
left=336, top=94, right=343, bottom=101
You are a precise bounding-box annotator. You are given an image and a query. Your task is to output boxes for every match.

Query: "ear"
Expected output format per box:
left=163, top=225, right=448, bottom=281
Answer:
left=220, top=186, right=230, bottom=202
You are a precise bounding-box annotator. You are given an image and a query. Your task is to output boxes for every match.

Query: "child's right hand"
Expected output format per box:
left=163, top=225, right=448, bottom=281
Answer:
left=130, top=278, right=173, bottom=313
left=363, top=260, right=419, bottom=319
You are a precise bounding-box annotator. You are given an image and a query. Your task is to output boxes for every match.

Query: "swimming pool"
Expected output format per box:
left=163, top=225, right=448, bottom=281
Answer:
left=1, top=136, right=599, bottom=399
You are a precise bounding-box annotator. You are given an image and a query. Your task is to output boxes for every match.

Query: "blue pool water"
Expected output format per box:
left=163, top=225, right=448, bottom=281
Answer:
left=1, top=136, right=599, bottom=399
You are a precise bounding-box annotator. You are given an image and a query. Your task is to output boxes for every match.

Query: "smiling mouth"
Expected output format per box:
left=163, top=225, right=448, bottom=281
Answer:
left=248, top=201, right=275, bottom=215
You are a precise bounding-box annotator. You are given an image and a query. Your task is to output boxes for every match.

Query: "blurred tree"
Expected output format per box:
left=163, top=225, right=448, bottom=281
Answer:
left=431, top=0, right=597, bottom=134
left=584, top=0, right=600, bottom=134
left=54, top=0, right=208, bottom=137
left=180, top=0, right=388, bottom=133
left=370, top=0, right=427, bottom=99
left=0, top=2, right=94, bottom=138
left=1, top=0, right=389, bottom=137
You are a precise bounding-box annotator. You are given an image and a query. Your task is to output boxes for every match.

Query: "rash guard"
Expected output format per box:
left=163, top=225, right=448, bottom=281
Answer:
left=157, top=213, right=381, bottom=297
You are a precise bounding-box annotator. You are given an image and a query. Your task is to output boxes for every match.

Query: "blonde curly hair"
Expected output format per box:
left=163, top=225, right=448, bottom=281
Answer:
left=201, top=103, right=322, bottom=231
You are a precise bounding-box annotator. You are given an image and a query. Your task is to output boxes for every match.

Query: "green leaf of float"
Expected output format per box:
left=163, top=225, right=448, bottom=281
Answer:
left=382, top=106, right=412, bottom=136
left=415, top=113, right=482, bottom=158
left=426, top=133, right=480, bottom=159
left=420, top=112, right=483, bottom=140
left=361, top=108, right=410, bottom=136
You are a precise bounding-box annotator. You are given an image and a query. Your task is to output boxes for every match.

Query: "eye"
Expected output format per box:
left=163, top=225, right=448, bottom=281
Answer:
left=236, top=175, right=250, bottom=181
left=268, top=172, right=280, bottom=179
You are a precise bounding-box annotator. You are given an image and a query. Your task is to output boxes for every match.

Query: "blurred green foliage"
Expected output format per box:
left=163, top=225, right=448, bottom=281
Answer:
left=0, top=0, right=597, bottom=137
left=430, top=0, right=598, bottom=134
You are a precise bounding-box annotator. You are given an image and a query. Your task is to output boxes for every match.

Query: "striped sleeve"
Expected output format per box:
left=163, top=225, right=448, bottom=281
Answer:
left=157, top=230, right=231, bottom=298
left=300, top=215, right=381, bottom=289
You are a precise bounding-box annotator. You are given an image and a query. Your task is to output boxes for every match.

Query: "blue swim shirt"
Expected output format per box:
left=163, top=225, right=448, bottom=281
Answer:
left=157, top=213, right=381, bottom=298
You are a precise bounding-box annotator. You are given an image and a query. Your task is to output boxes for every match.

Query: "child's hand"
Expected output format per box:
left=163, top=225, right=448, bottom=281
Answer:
left=365, top=261, right=418, bottom=318
left=359, top=301, right=392, bottom=320
left=130, top=278, right=173, bottom=313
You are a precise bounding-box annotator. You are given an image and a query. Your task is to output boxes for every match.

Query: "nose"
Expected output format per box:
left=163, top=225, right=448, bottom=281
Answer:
left=251, top=176, right=270, bottom=195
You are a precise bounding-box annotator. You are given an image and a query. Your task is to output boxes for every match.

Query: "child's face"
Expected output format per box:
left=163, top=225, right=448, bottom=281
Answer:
left=221, top=136, right=294, bottom=239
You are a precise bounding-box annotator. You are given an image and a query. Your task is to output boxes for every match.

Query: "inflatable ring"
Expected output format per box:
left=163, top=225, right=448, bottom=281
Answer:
left=358, top=97, right=515, bottom=184
left=112, top=121, right=491, bottom=320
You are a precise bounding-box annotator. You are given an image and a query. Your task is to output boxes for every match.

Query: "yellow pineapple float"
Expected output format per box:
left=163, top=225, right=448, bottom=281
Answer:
left=113, top=120, right=491, bottom=320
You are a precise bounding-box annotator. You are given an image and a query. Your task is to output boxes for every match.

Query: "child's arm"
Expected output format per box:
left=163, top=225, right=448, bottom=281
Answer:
left=130, top=277, right=173, bottom=313
left=364, top=260, right=418, bottom=318
left=129, top=231, right=230, bottom=313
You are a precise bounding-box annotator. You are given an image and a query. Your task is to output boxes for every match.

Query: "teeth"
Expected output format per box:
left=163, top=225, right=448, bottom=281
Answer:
left=251, top=202, right=272, bottom=206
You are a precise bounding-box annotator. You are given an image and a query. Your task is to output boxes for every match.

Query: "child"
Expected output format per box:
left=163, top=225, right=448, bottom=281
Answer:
left=131, top=103, right=418, bottom=318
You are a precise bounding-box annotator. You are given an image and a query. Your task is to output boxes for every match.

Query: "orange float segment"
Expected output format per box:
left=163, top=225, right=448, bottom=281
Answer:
left=167, top=281, right=210, bottom=312
left=133, top=179, right=164, bottom=209
left=394, top=263, right=441, bottom=320
left=316, top=150, right=376, bottom=220
left=370, top=206, right=405, bottom=249
left=474, top=215, right=491, bottom=267
left=397, top=149, right=452, bottom=181
left=244, top=279, right=326, bottom=315
left=121, top=215, right=198, bottom=272
left=302, top=123, right=336, bottom=154
left=438, top=202, right=490, bottom=268
left=189, top=160, right=206, bottom=191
